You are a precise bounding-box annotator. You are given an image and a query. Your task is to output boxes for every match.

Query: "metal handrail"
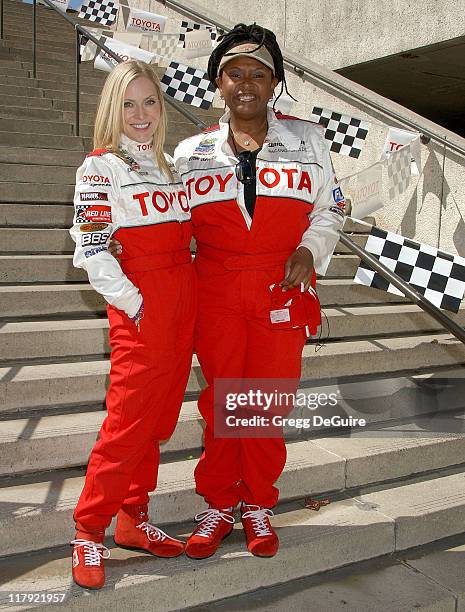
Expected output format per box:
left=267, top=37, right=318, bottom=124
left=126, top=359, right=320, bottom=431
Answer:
left=156, top=0, right=465, bottom=159
left=29, top=0, right=207, bottom=132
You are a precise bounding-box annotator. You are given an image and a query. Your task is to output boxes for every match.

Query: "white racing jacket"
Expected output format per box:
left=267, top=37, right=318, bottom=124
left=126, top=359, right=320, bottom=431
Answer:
left=70, top=135, right=191, bottom=318
left=174, top=108, right=345, bottom=275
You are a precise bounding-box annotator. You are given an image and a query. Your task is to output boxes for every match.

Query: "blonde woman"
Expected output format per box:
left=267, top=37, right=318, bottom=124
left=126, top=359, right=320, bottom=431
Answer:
left=69, top=60, right=195, bottom=590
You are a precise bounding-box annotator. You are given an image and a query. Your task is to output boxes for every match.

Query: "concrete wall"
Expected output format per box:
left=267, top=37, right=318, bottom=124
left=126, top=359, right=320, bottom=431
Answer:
left=150, top=0, right=465, bottom=70
left=138, top=0, right=465, bottom=257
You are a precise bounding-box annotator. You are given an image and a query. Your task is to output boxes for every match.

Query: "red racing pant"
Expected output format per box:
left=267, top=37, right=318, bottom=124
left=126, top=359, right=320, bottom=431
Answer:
left=193, top=246, right=307, bottom=510
left=74, top=250, right=196, bottom=534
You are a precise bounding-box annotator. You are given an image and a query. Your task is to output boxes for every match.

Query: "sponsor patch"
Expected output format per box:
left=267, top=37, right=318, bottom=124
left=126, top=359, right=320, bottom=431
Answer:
left=83, top=205, right=112, bottom=223
left=137, top=143, right=153, bottom=151
left=82, top=232, right=110, bottom=246
left=81, top=175, right=111, bottom=186
left=329, top=205, right=345, bottom=218
left=75, top=204, right=90, bottom=224
left=80, top=192, right=109, bottom=202
left=332, top=187, right=345, bottom=204
left=193, top=137, right=217, bottom=156
left=80, top=223, right=109, bottom=233
left=84, top=246, right=107, bottom=258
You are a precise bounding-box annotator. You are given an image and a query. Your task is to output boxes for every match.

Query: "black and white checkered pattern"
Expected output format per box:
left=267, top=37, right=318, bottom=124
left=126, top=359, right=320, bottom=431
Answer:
left=387, top=145, right=411, bottom=199
left=78, top=0, right=118, bottom=27
left=160, top=61, right=216, bottom=109
left=178, top=19, right=218, bottom=47
left=310, top=106, right=369, bottom=159
left=354, top=226, right=465, bottom=313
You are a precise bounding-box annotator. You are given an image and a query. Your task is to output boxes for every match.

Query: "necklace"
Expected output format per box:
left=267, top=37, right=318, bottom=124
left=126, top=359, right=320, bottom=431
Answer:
left=230, top=119, right=268, bottom=148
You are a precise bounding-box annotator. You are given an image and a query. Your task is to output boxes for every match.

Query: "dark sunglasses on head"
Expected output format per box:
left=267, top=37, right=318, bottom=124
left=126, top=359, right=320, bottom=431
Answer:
left=235, top=151, right=256, bottom=185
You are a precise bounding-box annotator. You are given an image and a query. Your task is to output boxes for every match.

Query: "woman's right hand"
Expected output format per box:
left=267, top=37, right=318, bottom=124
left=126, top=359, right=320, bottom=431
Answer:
left=108, top=238, right=122, bottom=259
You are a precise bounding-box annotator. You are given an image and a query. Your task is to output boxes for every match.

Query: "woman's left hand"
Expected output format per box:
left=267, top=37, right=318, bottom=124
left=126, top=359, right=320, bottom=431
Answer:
left=281, top=247, right=314, bottom=291
left=108, top=238, right=123, bottom=259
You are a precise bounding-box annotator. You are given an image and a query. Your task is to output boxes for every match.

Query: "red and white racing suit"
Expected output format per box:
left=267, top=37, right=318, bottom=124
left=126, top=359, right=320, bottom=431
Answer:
left=70, top=135, right=195, bottom=534
left=174, top=108, right=344, bottom=509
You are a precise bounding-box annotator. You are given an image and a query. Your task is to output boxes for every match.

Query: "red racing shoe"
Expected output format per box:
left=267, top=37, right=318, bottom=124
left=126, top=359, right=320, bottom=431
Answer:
left=114, top=504, right=185, bottom=558
left=240, top=504, right=279, bottom=557
left=185, top=507, right=235, bottom=559
left=71, top=537, right=110, bottom=590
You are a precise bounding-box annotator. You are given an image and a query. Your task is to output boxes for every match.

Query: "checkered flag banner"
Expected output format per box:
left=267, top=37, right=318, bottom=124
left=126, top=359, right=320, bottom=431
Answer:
left=80, top=27, right=113, bottom=61
left=310, top=107, right=369, bottom=159
left=78, top=0, right=119, bottom=27
left=354, top=226, right=465, bottom=313
left=178, top=19, right=218, bottom=47
left=143, top=33, right=180, bottom=58
left=386, top=144, right=411, bottom=199
left=161, top=61, right=216, bottom=109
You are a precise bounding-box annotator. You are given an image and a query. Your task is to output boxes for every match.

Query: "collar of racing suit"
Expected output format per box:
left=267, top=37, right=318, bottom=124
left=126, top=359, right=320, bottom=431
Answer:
left=217, top=107, right=302, bottom=156
left=119, top=134, right=154, bottom=160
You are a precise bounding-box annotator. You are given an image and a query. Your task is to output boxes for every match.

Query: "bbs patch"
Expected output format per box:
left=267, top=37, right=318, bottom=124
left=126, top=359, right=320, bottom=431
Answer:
left=81, top=232, right=110, bottom=246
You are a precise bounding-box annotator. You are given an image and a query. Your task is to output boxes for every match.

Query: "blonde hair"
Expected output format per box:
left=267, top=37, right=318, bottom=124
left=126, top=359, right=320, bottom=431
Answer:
left=93, top=60, right=172, bottom=181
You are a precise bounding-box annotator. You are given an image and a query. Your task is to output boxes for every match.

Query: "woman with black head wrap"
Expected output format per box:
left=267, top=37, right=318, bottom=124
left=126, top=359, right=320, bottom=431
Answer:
left=111, top=23, right=345, bottom=560
left=173, top=22, right=345, bottom=560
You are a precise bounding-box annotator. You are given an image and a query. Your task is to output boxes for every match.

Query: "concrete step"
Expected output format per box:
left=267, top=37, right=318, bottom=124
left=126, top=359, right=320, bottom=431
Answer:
left=0, top=64, right=29, bottom=78
left=1, top=82, right=43, bottom=97
left=2, top=304, right=465, bottom=361
left=0, top=279, right=407, bottom=320
left=0, top=504, right=393, bottom=610
left=2, top=508, right=464, bottom=612
left=0, top=228, right=366, bottom=254
left=0, top=131, right=89, bottom=151
left=0, top=45, right=79, bottom=68
left=0, top=203, right=370, bottom=232
left=34, top=69, right=106, bottom=86
left=2, top=16, right=69, bottom=32
left=0, top=74, right=102, bottom=94
left=0, top=253, right=360, bottom=282
left=0, top=401, right=203, bottom=475
left=1, top=93, right=52, bottom=108
left=3, top=3, right=73, bottom=19
left=0, top=116, right=73, bottom=135
left=0, top=146, right=84, bottom=166
left=0, top=203, right=74, bottom=227
left=53, top=98, right=100, bottom=113
left=1, top=333, right=464, bottom=412
left=11, top=58, right=113, bottom=77
left=0, top=105, right=65, bottom=121
left=0, top=35, right=78, bottom=53
left=1, top=42, right=82, bottom=63
left=1, top=379, right=464, bottom=476
left=0, top=228, right=83, bottom=252
left=1, top=447, right=465, bottom=570
left=0, top=163, right=76, bottom=184
left=202, top=546, right=461, bottom=611
left=0, top=58, right=25, bottom=71
left=52, top=96, right=223, bottom=121
left=0, top=183, right=74, bottom=203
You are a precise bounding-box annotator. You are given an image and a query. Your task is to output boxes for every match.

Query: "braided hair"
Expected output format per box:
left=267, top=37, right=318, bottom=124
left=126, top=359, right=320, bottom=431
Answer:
left=208, top=23, right=296, bottom=109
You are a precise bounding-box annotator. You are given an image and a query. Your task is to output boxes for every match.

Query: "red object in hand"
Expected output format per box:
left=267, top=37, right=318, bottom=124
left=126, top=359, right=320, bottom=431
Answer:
left=269, top=283, right=321, bottom=337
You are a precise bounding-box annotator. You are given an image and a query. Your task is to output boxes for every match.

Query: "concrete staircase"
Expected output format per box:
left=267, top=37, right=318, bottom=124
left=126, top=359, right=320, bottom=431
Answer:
left=1, top=0, right=465, bottom=609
